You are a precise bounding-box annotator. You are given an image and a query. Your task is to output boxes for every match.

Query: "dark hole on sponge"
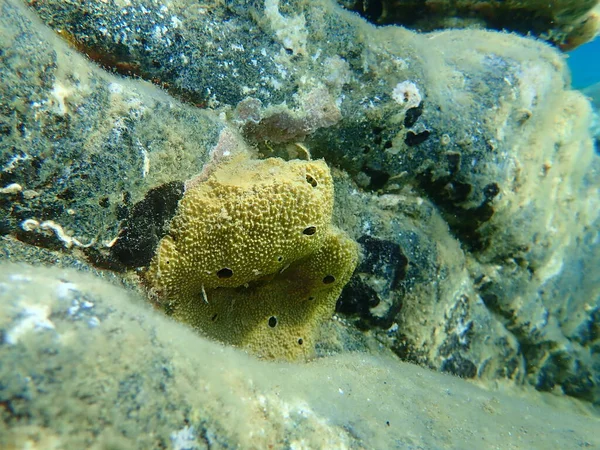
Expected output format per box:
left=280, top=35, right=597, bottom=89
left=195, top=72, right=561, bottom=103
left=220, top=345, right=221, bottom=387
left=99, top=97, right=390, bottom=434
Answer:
left=211, top=313, right=218, bottom=322
left=217, top=268, right=233, bottom=278
left=306, top=174, right=318, bottom=187
left=298, top=338, right=303, bottom=345
left=323, top=275, right=336, bottom=284
left=303, top=226, right=317, bottom=235
left=268, top=316, right=278, bottom=328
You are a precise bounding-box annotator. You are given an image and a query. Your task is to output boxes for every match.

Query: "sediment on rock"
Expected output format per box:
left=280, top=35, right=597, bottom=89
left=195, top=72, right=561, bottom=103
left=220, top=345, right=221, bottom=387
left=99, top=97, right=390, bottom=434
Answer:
left=1, top=0, right=598, bottom=407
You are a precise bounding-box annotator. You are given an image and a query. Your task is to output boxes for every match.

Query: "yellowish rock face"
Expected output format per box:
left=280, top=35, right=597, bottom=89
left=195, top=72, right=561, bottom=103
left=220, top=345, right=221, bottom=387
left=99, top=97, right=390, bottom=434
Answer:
left=145, top=157, right=358, bottom=360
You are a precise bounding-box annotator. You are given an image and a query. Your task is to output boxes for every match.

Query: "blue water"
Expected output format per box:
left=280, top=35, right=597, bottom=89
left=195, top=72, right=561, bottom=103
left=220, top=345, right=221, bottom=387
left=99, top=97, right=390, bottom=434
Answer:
left=568, top=38, right=600, bottom=89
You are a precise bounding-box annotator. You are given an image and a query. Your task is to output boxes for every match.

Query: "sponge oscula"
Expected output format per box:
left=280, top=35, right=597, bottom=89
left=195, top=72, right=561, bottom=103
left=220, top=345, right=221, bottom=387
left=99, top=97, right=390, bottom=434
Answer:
left=145, top=156, right=358, bottom=360
left=147, top=157, right=334, bottom=295
left=172, top=228, right=358, bottom=360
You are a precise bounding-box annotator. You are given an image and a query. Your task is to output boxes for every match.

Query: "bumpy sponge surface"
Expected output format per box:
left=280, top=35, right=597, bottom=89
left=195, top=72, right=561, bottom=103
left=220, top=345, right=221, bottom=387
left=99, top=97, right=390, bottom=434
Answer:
left=145, top=157, right=358, bottom=360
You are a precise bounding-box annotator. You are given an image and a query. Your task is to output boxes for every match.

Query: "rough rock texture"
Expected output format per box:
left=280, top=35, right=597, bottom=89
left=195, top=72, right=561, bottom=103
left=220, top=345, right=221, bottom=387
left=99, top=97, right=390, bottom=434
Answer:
left=145, top=156, right=359, bottom=360
left=1, top=264, right=599, bottom=450
left=1, top=0, right=599, bottom=409
left=332, top=179, right=526, bottom=381
left=0, top=0, right=227, bottom=268
left=340, top=0, right=600, bottom=50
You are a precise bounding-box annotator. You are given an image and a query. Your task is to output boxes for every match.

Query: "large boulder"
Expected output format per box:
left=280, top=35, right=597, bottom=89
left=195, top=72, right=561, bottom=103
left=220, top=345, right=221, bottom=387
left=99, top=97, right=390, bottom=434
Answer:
left=1, top=0, right=599, bottom=407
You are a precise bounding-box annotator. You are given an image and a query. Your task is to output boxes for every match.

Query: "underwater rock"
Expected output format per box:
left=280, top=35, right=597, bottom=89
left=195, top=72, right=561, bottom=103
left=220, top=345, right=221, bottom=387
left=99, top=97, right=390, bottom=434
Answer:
left=0, top=0, right=226, bottom=260
left=1, top=0, right=599, bottom=406
left=332, top=181, right=525, bottom=382
left=336, top=235, right=407, bottom=330
left=25, top=0, right=597, bottom=282
left=1, top=264, right=599, bottom=450
left=110, top=181, right=186, bottom=269
left=340, top=0, right=600, bottom=49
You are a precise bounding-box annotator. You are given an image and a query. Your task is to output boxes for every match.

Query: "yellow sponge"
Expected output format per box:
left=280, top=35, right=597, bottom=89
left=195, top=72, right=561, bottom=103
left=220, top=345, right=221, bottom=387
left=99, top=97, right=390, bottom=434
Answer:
left=145, top=157, right=358, bottom=360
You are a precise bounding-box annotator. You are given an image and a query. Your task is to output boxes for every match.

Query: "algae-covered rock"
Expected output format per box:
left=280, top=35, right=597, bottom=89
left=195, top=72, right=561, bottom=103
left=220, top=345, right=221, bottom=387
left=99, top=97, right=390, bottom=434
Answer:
left=24, top=0, right=596, bottom=282
left=1, top=264, right=599, bottom=450
left=0, top=0, right=225, bottom=261
left=2, top=0, right=599, bottom=407
left=146, top=157, right=359, bottom=359
left=332, top=174, right=525, bottom=381
left=340, top=0, right=600, bottom=49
